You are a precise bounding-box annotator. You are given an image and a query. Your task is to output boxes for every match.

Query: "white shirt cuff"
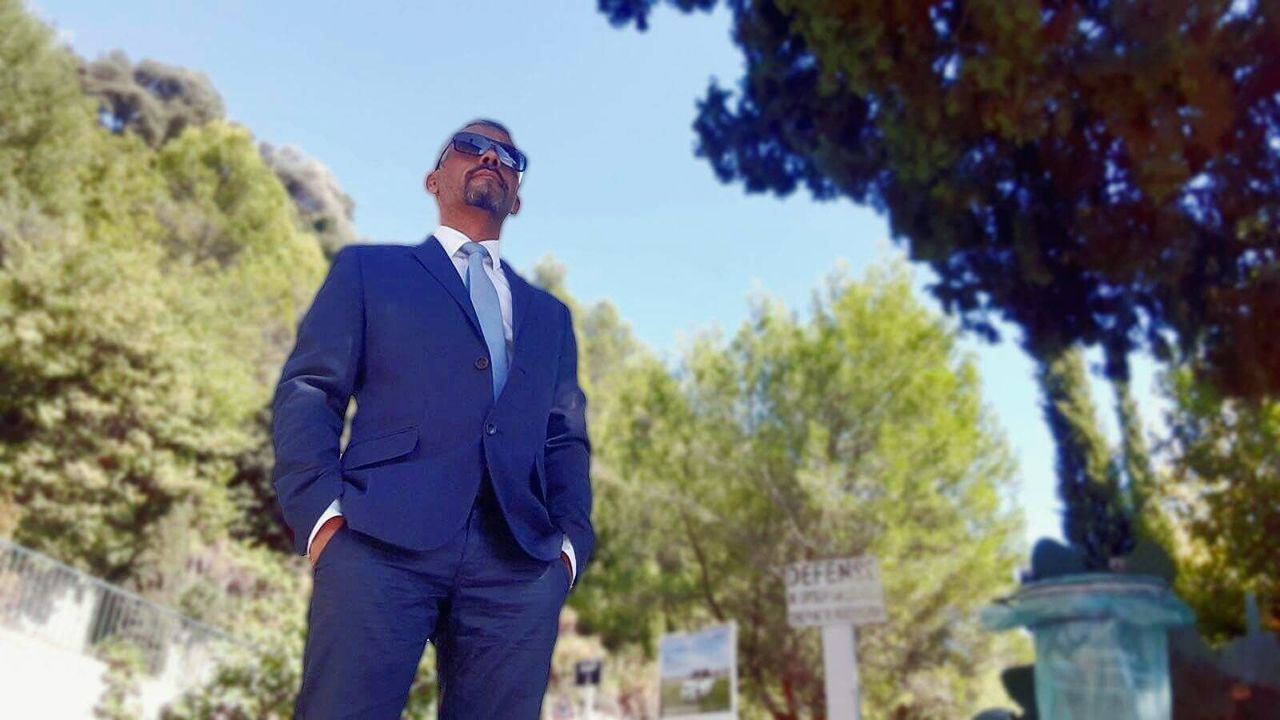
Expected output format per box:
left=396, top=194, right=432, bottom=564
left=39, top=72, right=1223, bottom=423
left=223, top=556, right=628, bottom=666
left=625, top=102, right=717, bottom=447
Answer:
left=307, top=498, right=343, bottom=557
left=561, top=534, right=577, bottom=586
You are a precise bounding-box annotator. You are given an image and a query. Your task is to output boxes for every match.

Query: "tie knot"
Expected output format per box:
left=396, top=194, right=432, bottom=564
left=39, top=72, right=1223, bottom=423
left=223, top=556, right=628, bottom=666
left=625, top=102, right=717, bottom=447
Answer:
left=460, top=241, right=489, bottom=261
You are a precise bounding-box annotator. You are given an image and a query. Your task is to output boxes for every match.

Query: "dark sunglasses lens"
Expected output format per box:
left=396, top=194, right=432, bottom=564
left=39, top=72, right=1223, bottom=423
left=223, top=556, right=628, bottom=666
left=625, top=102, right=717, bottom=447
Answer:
left=505, top=146, right=528, bottom=172
left=492, top=140, right=526, bottom=172
left=453, top=133, right=487, bottom=156
left=451, top=132, right=528, bottom=172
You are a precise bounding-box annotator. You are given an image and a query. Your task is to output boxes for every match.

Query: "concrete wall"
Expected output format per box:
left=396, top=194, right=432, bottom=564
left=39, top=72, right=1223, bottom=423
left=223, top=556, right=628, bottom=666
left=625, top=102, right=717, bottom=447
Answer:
left=0, top=626, right=211, bottom=719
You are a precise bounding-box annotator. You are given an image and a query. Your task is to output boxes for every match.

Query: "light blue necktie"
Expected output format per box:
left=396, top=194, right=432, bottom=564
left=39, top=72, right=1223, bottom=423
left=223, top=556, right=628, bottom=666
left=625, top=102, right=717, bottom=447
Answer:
left=459, top=242, right=509, bottom=399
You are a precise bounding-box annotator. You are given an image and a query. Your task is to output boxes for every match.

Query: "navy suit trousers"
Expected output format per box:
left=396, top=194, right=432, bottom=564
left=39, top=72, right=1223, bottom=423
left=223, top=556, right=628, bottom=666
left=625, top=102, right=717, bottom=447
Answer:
left=295, top=487, right=571, bottom=719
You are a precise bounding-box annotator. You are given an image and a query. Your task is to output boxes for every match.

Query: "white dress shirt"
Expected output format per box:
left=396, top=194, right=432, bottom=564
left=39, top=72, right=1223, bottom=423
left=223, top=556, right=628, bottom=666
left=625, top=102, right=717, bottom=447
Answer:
left=307, top=226, right=577, bottom=584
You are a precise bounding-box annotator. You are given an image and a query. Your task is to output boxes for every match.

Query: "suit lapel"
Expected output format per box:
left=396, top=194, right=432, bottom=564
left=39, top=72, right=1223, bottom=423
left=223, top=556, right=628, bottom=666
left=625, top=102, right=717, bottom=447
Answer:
left=499, top=262, right=534, bottom=396
left=504, top=262, right=533, bottom=347
left=410, top=236, right=483, bottom=339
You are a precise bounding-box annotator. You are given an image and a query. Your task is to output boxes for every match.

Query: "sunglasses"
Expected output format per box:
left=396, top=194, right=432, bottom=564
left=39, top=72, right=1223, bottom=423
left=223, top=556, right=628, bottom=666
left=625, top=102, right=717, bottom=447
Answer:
left=439, top=131, right=529, bottom=173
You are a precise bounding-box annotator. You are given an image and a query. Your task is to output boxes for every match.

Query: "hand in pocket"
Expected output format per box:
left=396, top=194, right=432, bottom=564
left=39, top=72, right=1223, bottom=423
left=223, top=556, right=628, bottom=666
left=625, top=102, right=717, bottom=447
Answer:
left=310, top=517, right=347, bottom=568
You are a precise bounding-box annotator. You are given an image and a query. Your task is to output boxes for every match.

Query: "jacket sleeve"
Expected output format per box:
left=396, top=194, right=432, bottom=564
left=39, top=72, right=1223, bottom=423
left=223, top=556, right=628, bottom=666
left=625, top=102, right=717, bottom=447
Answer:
left=271, top=246, right=364, bottom=556
left=544, top=301, right=595, bottom=576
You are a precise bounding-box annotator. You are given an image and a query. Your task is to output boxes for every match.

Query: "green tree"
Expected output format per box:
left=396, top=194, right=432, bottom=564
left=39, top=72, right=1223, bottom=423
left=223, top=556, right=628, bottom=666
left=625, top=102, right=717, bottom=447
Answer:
left=94, top=640, right=146, bottom=720
left=1112, top=374, right=1175, bottom=551
left=580, top=264, right=1025, bottom=717
left=0, top=0, right=98, bottom=217
left=598, top=0, right=1280, bottom=400
left=0, top=183, right=218, bottom=580
left=78, top=49, right=363, bottom=260
left=80, top=50, right=225, bottom=149
left=259, top=143, right=364, bottom=258
left=1037, top=348, right=1132, bottom=568
left=1161, top=373, right=1280, bottom=645
left=0, top=0, right=328, bottom=578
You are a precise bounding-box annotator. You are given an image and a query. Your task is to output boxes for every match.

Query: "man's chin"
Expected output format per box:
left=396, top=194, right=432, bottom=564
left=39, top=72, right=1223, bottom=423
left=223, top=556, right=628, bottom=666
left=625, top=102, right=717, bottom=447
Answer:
left=464, top=189, right=506, bottom=215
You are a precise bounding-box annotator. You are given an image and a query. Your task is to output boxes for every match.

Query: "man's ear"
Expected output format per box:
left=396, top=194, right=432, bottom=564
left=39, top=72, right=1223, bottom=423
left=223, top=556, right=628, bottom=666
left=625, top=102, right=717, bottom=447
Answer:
left=424, top=170, right=438, bottom=195
left=509, top=194, right=521, bottom=216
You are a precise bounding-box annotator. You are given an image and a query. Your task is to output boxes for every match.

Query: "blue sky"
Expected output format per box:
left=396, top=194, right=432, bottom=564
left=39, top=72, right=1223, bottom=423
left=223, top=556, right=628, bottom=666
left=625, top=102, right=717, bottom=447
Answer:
left=32, top=1, right=1170, bottom=556
left=660, top=623, right=735, bottom=678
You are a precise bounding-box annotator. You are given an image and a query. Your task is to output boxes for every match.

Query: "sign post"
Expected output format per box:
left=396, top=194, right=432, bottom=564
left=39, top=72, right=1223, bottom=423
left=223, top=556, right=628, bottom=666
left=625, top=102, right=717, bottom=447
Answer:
left=820, top=624, right=860, bottom=718
left=575, top=660, right=602, bottom=720
left=784, top=556, right=887, bottom=720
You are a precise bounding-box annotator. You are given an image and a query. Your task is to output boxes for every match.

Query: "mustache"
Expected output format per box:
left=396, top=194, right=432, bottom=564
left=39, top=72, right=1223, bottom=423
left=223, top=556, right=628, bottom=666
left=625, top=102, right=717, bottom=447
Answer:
left=467, top=167, right=507, bottom=190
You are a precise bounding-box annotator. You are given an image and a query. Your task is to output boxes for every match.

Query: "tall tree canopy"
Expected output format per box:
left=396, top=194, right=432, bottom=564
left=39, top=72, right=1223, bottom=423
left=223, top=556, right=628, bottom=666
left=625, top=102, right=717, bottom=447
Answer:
left=79, top=52, right=361, bottom=259
left=575, top=264, right=1025, bottom=717
left=0, top=0, right=328, bottom=580
left=0, top=0, right=97, bottom=217
left=1160, top=373, right=1280, bottom=644
left=1037, top=348, right=1134, bottom=568
left=80, top=50, right=226, bottom=149
left=599, top=0, right=1280, bottom=399
left=260, top=143, right=363, bottom=258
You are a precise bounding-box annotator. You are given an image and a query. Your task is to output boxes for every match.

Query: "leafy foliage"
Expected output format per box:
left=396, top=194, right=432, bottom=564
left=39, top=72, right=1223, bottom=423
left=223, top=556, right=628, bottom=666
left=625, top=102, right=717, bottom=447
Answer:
left=0, top=121, right=327, bottom=580
left=93, top=640, right=146, bottom=720
left=0, top=0, right=326, bottom=584
left=599, top=0, right=1280, bottom=400
left=574, top=264, right=1026, bottom=717
left=80, top=50, right=225, bottom=148
left=1161, top=373, right=1280, bottom=645
left=0, top=0, right=98, bottom=217
left=1037, top=348, right=1132, bottom=568
left=259, top=143, right=364, bottom=258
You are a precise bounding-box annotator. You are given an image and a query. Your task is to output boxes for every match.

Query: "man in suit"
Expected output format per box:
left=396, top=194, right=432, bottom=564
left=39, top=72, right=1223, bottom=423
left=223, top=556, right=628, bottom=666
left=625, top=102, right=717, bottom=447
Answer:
left=271, top=119, right=593, bottom=719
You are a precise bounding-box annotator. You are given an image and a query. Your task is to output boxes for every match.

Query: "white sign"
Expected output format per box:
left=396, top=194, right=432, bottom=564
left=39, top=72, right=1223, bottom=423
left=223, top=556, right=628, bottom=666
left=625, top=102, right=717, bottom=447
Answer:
left=658, top=622, right=738, bottom=719
left=784, top=556, right=887, bottom=629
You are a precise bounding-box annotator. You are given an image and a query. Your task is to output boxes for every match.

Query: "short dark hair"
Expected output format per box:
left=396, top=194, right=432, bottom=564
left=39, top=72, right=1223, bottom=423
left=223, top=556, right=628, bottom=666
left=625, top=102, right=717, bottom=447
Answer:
left=434, top=118, right=514, bottom=169
left=463, top=118, right=512, bottom=137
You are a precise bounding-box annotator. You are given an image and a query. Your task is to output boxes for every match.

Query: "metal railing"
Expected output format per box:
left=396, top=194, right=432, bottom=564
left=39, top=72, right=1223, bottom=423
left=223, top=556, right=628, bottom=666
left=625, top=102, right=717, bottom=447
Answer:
left=0, top=538, right=242, bottom=681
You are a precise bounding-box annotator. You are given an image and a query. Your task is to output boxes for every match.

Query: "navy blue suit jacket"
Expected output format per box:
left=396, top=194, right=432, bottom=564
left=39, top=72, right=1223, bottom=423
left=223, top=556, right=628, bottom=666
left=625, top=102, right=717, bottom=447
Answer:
left=271, top=237, right=593, bottom=574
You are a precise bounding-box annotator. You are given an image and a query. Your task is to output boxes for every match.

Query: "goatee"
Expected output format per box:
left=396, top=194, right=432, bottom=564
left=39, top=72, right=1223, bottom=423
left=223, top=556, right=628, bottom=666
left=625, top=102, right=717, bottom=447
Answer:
left=464, top=178, right=506, bottom=214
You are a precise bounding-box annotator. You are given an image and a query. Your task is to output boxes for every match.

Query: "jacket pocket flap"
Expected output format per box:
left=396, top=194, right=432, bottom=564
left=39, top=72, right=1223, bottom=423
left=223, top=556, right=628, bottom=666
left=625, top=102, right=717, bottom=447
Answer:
left=341, top=426, right=419, bottom=470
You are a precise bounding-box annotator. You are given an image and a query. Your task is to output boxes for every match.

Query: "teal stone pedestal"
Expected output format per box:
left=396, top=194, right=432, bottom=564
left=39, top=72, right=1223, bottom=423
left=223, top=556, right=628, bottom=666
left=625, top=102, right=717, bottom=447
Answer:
left=982, top=574, right=1194, bottom=720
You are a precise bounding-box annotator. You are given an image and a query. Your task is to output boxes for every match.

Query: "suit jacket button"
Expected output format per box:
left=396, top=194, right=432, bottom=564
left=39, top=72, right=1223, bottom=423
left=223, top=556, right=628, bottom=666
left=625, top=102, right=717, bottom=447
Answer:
left=475, top=356, right=490, bottom=370
left=485, top=423, right=497, bottom=435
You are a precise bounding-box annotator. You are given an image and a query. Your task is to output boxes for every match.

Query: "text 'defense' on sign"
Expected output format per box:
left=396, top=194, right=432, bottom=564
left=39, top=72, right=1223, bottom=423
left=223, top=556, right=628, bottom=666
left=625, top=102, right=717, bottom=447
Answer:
left=784, top=556, right=887, bottom=629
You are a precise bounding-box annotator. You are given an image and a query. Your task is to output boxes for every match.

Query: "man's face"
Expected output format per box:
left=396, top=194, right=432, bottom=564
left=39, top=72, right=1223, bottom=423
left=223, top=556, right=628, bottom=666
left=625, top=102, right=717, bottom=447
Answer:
left=427, top=124, right=522, bottom=218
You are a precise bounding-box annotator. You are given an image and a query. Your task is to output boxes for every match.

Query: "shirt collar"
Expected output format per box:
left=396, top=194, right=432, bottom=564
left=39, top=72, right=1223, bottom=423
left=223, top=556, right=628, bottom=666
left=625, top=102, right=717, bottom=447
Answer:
left=434, top=225, right=502, bottom=270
